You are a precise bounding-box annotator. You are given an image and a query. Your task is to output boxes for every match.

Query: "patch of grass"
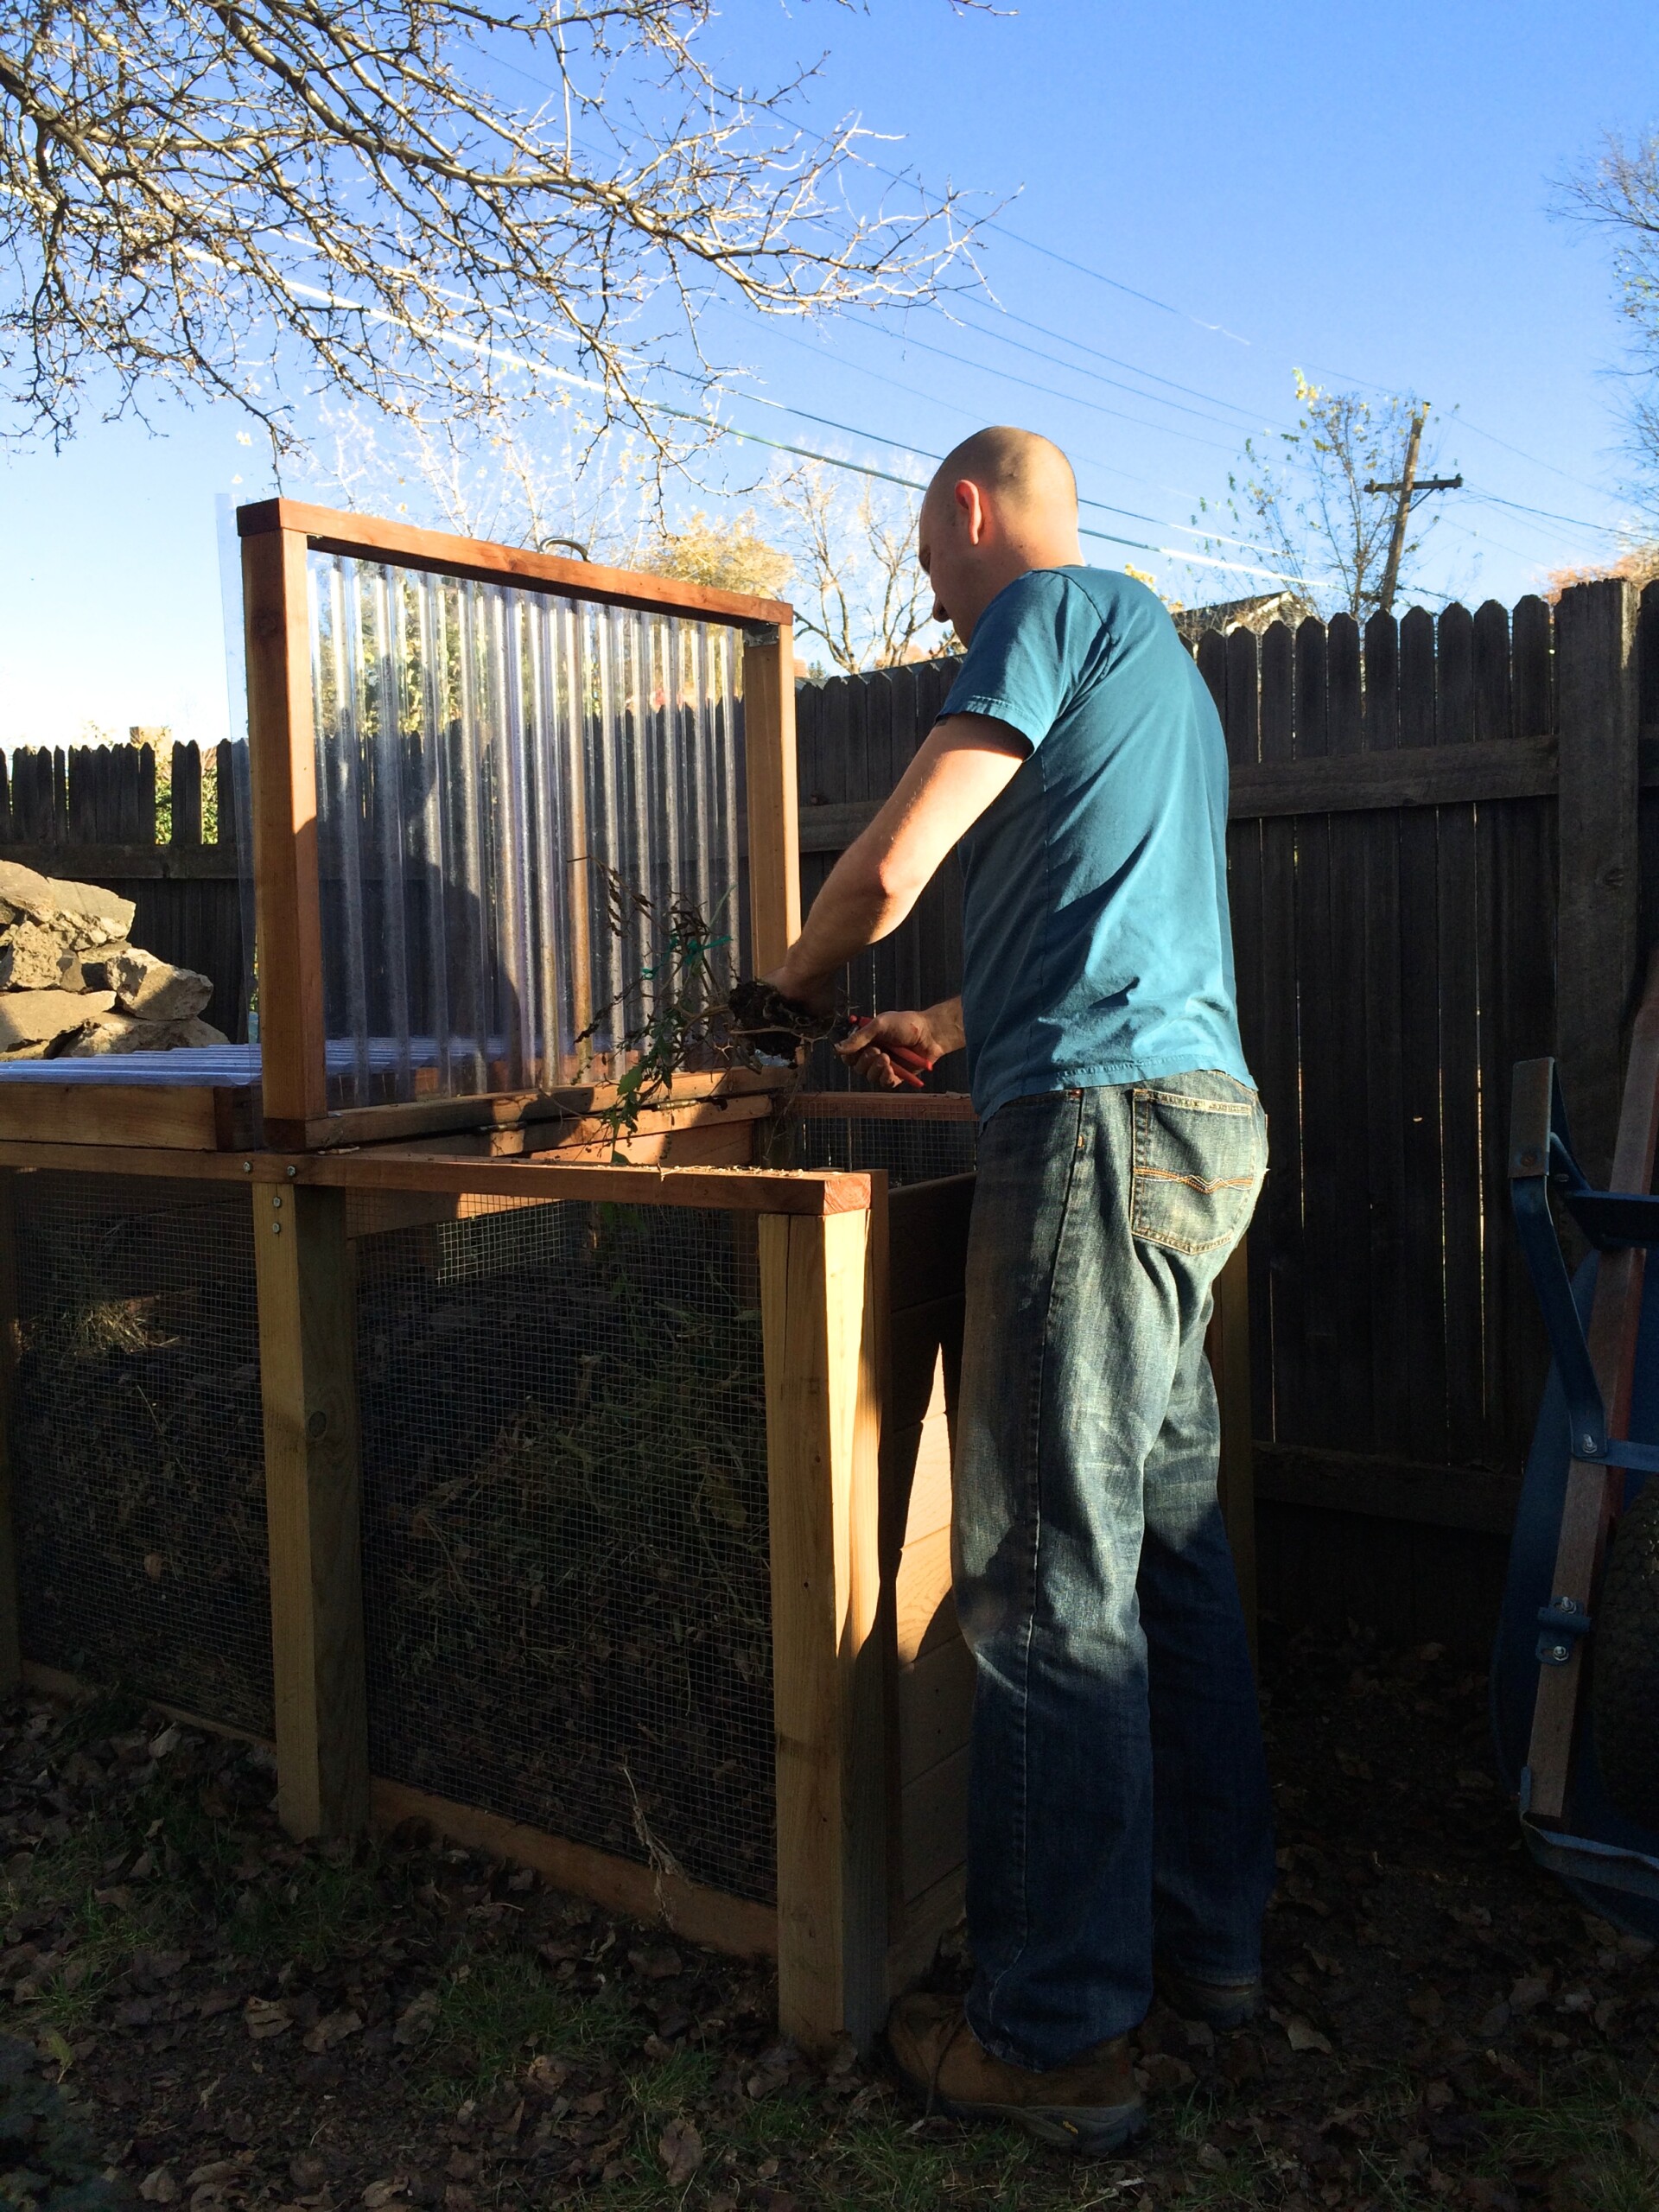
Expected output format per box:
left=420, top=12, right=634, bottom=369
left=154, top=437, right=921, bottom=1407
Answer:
left=623, top=2043, right=721, bottom=2118
left=2, top=1796, right=198, bottom=2037
left=421, top=1949, right=637, bottom=2096
left=1481, top=2065, right=1659, bottom=2212
left=222, top=1847, right=410, bottom=1973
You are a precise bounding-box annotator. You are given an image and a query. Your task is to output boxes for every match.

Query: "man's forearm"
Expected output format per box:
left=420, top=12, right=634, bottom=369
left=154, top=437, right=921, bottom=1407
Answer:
left=766, top=715, right=1027, bottom=1005
left=771, top=833, right=913, bottom=1000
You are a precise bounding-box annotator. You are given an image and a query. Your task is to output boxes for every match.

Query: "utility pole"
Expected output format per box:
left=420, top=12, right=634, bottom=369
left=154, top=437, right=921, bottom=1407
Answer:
left=1364, top=405, right=1462, bottom=615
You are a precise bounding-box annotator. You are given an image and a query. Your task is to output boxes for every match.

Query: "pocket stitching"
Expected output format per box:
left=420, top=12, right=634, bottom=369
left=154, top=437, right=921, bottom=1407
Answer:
left=1135, top=1166, right=1258, bottom=1196
left=1130, top=1090, right=1264, bottom=1253
left=1131, top=1085, right=1253, bottom=1118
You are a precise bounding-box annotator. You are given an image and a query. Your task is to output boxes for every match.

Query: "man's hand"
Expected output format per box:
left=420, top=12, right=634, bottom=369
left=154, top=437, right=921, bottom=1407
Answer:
left=755, top=961, right=837, bottom=1020
left=836, top=999, right=965, bottom=1090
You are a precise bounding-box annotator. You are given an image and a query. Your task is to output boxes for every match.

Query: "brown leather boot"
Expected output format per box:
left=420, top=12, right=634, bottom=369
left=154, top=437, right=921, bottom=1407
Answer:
left=1155, top=1964, right=1263, bottom=2030
left=886, top=1992, right=1147, bottom=2154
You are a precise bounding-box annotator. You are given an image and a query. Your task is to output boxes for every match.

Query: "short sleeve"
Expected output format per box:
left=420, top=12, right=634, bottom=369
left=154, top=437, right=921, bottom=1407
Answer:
left=938, top=569, right=1079, bottom=750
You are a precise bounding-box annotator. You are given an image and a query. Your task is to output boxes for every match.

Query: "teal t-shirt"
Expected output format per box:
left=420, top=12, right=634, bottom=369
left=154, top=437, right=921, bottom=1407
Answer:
left=940, top=565, right=1252, bottom=1122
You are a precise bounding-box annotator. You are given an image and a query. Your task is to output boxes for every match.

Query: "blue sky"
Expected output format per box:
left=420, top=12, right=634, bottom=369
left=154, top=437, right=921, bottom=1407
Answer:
left=3, top=0, right=1656, bottom=746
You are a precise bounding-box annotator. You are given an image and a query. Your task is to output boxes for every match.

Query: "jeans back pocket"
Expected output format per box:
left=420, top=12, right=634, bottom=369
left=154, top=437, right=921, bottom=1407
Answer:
left=1130, top=1078, right=1265, bottom=1255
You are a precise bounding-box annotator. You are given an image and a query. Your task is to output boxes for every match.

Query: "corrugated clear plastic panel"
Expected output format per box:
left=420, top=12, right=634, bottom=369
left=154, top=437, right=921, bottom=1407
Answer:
left=308, top=554, right=747, bottom=1109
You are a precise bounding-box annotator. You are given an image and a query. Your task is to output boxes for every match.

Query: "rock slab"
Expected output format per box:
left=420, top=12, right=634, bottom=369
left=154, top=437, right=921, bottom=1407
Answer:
left=51, top=1013, right=229, bottom=1058
left=108, top=948, right=214, bottom=1024
left=0, top=863, right=134, bottom=949
left=0, top=990, right=116, bottom=1051
left=0, top=922, right=80, bottom=991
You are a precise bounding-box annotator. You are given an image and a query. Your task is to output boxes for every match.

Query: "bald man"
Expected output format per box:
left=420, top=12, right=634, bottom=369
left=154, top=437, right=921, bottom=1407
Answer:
left=762, top=426, right=1273, bottom=2152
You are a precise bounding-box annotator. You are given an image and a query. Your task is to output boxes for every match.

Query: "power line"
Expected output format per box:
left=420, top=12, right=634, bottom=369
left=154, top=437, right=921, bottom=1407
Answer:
left=720, top=312, right=1296, bottom=550
left=711, top=309, right=1570, bottom=582
left=1460, top=484, right=1622, bottom=535
left=873, top=323, right=1243, bottom=453
left=912, top=303, right=1270, bottom=434
left=946, top=302, right=1281, bottom=427
left=281, top=273, right=1332, bottom=587
left=974, top=219, right=1252, bottom=346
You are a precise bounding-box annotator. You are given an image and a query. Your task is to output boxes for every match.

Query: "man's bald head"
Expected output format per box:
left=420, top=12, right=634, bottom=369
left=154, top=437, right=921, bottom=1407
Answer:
left=918, top=425, right=1084, bottom=645
left=925, top=426, right=1078, bottom=523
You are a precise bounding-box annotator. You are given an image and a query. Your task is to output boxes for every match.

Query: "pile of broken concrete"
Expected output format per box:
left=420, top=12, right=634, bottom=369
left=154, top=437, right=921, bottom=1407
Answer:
left=0, top=862, right=228, bottom=1060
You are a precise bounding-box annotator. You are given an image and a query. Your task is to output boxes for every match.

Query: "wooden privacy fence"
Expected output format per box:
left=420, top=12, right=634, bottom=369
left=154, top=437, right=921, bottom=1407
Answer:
left=0, top=740, right=245, bottom=1039
left=797, top=579, right=1659, bottom=1645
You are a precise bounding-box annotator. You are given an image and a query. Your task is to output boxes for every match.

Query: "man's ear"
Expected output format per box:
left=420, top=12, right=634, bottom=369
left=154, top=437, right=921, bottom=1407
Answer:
left=954, top=478, right=988, bottom=545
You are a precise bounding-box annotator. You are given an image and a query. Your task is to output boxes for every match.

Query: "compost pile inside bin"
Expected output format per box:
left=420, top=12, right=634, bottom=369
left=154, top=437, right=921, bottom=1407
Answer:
left=354, top=1200, right=774, bottom=1903
left=9, top=1174, right=272, bottom=1736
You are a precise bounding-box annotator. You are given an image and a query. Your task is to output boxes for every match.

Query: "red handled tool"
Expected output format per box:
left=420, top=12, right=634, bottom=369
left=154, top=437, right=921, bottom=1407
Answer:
left=844, top=1017, right=935, bottom=1090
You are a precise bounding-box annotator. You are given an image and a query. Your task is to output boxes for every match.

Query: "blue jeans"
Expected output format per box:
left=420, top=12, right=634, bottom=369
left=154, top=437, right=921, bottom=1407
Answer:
left=955, top=1074, right=1274, bottom=2069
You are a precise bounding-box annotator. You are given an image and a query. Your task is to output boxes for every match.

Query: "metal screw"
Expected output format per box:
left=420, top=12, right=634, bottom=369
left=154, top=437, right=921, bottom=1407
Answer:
left=242, top=1160, right=253, bottom=1174
left=1557, top=1596, right=1579, bottom=1613
left=271, top=1194, right=283, bottom=1209
left=1580, top=1435, right=1597, bottom=1455
left=286, top=1165, right=296, bottom=1179
left=1548, top=1644, right=1569, bottom=1663
left=271, top=1221, right=283, bottom=1235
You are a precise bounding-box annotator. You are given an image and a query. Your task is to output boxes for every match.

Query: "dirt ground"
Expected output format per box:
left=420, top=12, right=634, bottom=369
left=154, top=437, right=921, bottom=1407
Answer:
left=3, top=1621, right=1656, bottom=2212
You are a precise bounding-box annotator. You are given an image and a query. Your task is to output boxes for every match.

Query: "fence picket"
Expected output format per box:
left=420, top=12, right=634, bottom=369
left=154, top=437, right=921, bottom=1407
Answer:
left=1433, top=609, right=1484, bottom=1464
left=1514, top=595, right=1554, bottom=738
left=214, top=741, right=238, bottom=851
left=1400, top=607, right=1437, bottom=747
left=1220, top=623, right=1267, bottom=1431
left=1197, top=630, right=1227, bottom=725
left=1358, top=614, right=1409, bottom=1457
left=173, top=742, right=203, bottom=848
left=1640, top=576, right=1659, bottom=728
left=1322, top=617, right=1375, bottom=1446
left=1252, top=620, right=1301, bottom=1445
left=1474, top=601, right=1513, bottom=744
left=1364, top=612, right=1399, bottom=753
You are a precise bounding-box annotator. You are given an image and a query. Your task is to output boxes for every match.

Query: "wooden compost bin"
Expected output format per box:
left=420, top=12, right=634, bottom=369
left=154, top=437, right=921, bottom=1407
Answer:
left=0, top=1130, right=980, bottom=2050
left=0, top=1116, right=1253, bottom=2055
left=0, top=508, right=1255, bottom=2051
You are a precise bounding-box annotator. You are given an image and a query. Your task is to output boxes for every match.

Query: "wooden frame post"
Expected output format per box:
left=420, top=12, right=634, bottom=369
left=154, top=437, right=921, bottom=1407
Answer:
left=0, top=1172, right=20, bottom=1695
left=743, top=623, right=803, bottom=973
left=1207, top=1236, right=1257, bottom=1656
left=760, top=1200, right=887, bottom=2051
left=1555, top=576, right=1640, bottom=1187
left=240, top=520, right=327, bottom=1142
left=253, top=1181, right=369, bottom=1838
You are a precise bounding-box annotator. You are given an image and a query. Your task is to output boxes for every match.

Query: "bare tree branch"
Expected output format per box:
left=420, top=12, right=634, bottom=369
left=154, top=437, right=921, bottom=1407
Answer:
left=1561, top=129, right=1659, bottom=518
left=0, top=0, right=984, bottom=453
left=765, top=455, right=935, bottom=671
left=1192, top=374, right=1452, bottom=622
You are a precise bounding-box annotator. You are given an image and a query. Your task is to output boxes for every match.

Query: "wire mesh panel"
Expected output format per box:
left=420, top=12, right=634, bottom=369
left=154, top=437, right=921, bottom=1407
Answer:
left=787, top=1101, right=978, bottom=1187
left=10, top=1173, right=272, bottom=1735
left=354, top=1198, right=774, bottom=1902
left=306, top=554, right=747, bottom=1109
